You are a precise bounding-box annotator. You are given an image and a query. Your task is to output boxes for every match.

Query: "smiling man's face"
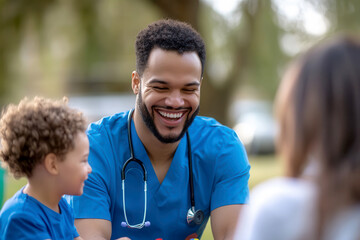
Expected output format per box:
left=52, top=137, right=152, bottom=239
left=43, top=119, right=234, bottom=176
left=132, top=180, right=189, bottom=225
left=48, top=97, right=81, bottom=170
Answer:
left=134, top=48, right=202, bottom=143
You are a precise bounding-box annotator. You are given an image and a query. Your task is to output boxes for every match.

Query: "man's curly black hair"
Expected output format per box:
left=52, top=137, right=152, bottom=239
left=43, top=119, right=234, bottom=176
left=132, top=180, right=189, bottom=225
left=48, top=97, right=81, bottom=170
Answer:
left=135, top=19, right=206, bottom=77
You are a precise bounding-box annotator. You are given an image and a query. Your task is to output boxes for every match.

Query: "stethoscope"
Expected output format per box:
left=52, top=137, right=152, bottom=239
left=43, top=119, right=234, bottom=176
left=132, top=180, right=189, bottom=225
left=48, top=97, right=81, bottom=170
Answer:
left=121, top=109, right=204, bottom=229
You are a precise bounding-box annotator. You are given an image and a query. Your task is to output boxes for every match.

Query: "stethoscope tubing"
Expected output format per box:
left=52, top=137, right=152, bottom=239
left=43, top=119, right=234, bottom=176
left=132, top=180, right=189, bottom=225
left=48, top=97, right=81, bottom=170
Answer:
left=122, top=179, right=148, bottom=229
left=121, top=109, right=148, bottom=229
left=122, top=108, right=202, bottom=228
left=186, top=132, right=195, bottom=208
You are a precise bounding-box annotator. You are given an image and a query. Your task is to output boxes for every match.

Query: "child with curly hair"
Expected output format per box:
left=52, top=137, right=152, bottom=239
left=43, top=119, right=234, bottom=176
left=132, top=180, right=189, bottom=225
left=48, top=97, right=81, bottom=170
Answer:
left=0, top=96, right=92, bottom=240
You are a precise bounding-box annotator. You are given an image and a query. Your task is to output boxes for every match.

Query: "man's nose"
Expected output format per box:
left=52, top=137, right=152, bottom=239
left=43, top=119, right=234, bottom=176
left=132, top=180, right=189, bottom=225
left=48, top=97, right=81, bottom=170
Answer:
left=165, top=90, right=185, bottom=108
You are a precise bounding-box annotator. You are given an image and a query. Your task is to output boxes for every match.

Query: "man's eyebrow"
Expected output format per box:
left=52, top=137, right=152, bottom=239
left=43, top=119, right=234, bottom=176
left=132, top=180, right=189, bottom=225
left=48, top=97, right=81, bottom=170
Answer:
left=148, top=79, right=167, bottom=85
left=148, top=79, right=200, bottom=87
left=184, top=82, right=200, bottom=87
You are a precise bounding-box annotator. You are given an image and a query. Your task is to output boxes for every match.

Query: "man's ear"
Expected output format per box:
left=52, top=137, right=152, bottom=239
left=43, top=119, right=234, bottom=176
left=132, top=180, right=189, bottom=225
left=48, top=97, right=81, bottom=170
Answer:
left=43, top=153, right=59, bottom=175
left=132, top=71, right=140, bottom=94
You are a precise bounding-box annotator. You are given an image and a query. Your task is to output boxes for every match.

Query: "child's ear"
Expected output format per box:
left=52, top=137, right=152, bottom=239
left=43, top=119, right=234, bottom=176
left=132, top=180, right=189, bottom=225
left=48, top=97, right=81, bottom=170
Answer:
left=43, top=153, right=59, bottom=175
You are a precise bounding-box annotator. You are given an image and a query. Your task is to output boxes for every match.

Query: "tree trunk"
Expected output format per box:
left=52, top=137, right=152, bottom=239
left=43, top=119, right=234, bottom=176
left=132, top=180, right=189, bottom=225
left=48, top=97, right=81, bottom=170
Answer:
left=146, top=0, right=278, bottom=126
left=148, top=0, right=199, bottom=28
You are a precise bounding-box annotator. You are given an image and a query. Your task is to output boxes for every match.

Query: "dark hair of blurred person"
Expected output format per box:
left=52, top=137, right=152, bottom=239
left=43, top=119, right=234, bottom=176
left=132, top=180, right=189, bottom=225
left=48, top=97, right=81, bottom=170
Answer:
left=276, top=35, right=360, bottom=239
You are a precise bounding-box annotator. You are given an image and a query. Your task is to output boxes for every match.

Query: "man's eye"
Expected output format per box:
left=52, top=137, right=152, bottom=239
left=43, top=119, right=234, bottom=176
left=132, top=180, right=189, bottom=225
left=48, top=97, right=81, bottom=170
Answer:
left=183, top=88, right=197, bottom=92
left=153, top=86, right=168, bottom=90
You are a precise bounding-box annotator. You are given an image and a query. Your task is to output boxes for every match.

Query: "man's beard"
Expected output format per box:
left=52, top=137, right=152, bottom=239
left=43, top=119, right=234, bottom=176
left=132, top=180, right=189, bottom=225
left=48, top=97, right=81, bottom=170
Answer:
left=136, top=92, right=199, bottom=144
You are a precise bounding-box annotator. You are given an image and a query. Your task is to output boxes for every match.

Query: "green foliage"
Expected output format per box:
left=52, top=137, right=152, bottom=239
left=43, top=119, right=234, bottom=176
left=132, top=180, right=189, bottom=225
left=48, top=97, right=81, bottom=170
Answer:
left=0, top=0, right=161, bottom=105
left=241, top=0, right=285, bottom=99
left=1, top=0, right=360, bottom=121
left=0, top=167, right=5, bottom=206
left=2, top=172, right=26, bottom=207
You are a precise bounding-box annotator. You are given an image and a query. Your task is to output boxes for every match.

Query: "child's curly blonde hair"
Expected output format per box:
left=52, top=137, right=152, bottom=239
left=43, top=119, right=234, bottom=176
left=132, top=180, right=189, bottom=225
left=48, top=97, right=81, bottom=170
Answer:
left=0, top=96, right=87, bottom=179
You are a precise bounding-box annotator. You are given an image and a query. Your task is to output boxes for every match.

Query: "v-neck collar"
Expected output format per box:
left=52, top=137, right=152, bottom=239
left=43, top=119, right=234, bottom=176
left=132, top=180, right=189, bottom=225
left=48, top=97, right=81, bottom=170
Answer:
left=129, top=119, right=188, bottom=194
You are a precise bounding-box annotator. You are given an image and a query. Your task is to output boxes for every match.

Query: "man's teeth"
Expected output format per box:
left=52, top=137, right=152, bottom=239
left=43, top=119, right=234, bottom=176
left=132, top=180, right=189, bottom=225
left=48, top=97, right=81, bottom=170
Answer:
left=159, top=111, right=183, bottom=119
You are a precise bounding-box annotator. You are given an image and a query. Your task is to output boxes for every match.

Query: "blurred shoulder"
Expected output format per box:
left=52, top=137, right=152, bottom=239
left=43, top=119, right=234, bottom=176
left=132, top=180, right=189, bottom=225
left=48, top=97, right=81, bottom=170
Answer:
left=235, top=178, right=317, bottom=240
left=250, top=177, right=316, bottom=206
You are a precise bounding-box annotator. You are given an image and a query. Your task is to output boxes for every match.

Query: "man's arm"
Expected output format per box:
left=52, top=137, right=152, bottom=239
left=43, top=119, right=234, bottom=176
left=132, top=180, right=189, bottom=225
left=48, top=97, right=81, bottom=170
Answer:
left=75, top=219, right=112, bottom=240
left=75, top=219, right=131, bottom=240
left=211, top=204, right=244, bottom=240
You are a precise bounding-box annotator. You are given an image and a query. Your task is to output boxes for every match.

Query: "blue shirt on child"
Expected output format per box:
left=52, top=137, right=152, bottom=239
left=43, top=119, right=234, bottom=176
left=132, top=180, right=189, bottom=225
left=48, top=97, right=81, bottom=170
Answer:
left=0, top=187, right=79, bottom=240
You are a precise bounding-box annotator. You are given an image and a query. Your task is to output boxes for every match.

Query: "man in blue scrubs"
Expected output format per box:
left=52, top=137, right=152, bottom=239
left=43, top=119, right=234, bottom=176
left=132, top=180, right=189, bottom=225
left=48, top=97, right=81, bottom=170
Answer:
left=72, top=19, right=250, bottom=240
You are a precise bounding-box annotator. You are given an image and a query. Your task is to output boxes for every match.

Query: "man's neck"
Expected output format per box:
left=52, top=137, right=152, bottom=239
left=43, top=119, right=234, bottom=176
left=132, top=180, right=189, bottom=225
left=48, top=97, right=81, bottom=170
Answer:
left=133, top=110, right=180, bottom=183
left=133, top=110, right=179, bottom=162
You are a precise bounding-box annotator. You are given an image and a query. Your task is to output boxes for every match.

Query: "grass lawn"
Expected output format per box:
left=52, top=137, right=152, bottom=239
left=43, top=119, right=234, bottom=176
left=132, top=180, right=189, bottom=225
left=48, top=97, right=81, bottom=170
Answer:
left=1, top=154, right=282, bottom=239
left=3, top=175, right=27, bottom=203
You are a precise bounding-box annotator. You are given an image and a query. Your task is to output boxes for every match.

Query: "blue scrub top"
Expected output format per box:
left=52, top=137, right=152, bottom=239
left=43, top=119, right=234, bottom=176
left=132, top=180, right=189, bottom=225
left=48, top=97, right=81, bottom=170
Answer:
left=72, top=110, right=250, bottom=240
left=1, top=188, right=79, bottom=240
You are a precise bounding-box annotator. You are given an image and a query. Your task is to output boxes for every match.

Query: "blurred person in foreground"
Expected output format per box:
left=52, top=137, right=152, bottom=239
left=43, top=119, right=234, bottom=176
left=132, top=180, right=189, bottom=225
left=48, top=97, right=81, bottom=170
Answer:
left=0, top=97, right=92, bottom=239
left=71, top=18, right=250, bottom=240
left=234, top=35, right=360, bottom=240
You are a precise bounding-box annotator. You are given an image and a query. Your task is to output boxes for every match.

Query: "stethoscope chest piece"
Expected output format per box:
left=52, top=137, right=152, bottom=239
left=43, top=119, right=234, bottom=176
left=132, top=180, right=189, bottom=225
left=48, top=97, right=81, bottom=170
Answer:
left=187, top=206, right=204, bottom=226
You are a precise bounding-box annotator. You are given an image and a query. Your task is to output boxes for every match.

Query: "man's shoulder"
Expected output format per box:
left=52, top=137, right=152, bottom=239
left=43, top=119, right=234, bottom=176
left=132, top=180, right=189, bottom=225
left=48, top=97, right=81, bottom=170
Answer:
left=191, top=116, right=236, bottom=137
left=189, top=116, right=243, bottom=154
left=87, top=110, right=129, bottom=135
left=192, top=115, right=226, bottom=129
